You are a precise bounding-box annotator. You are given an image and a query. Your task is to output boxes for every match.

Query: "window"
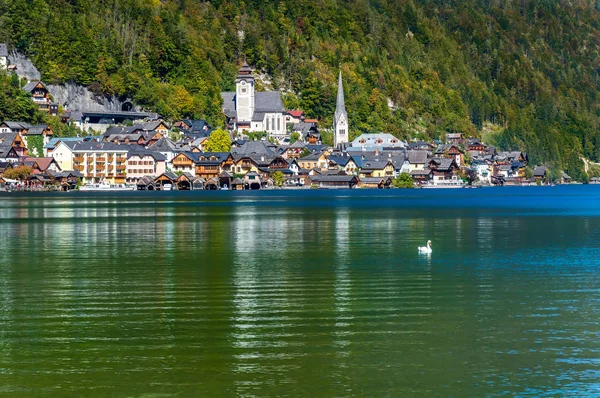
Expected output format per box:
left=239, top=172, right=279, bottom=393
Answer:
left=241, top=88, right=247, bottom=94
left=340, top=129, right=346, bottom=136
left=277, top=117, right=280, bottom=131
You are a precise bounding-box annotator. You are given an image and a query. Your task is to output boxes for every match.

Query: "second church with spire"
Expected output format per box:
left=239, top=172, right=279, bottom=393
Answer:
left=333, top=71, right=349, bottom=149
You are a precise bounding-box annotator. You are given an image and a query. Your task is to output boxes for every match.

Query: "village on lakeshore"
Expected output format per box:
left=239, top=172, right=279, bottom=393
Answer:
left=0, top=49, right=577, bottom=191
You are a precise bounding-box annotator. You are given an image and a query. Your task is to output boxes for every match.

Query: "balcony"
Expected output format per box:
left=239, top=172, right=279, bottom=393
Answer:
left=74, top=156, right=84, bottom=162
left=116, top=157, right=126, bottom=163
left=172, top=161, right=190, bottom=167
left=107, top=156, right=114, bottom=162
left=117, top=165, right=126, bottom=171
left=74, top=165, right=84, bottom=171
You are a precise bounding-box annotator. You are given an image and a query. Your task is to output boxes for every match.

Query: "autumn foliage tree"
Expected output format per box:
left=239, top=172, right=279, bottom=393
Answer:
left=3, top=166, right=33, bottom=181
left=204, top=129, right=232, bottom=153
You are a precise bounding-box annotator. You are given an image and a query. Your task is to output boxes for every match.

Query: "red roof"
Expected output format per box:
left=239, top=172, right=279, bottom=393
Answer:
left=24, top=157, right=54, bottom=171
left=304, top=119, right=319, bottom=124
left=287, top=110, right=304, bottom=118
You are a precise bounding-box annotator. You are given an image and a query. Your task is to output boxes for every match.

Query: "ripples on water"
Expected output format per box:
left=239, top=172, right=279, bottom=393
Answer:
left=0, top=187, right=600, bottom=396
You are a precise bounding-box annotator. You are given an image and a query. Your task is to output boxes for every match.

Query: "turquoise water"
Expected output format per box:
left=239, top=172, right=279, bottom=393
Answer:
left=0, top=186, right=600, bottom=396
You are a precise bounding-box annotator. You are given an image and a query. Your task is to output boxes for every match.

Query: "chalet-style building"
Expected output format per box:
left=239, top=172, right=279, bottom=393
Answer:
left=0, top=132, right=27, bottom=157
left=23, top=81, right=57, bottom=115
left=195, top=152, right=234, bottom=180
left=0, top=135, right=21, bottom=162
left=328, top=154, right=359, bottom=175
left=427, top=158, right=461, bottom=185
left=434, top=144, right=464, bottom=167
left=20, top=157, right=61, bottom=173
left=102, top=121, right=168, bottom=146
left=173, top=119, right=211, bottom=135
left=406, top=150, right=428, bottom=172
left=446, top=133, right=463, bottom=144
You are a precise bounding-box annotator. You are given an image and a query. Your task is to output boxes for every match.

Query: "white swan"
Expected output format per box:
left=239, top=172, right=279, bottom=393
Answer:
left=418, top=240, right=432, bottom=254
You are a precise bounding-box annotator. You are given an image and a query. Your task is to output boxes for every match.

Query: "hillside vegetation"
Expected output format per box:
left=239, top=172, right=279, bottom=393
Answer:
left=1, top=0, right=600, bottom=179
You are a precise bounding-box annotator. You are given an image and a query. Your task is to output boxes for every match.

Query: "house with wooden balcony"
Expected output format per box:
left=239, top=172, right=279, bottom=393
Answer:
left=327, top=153, right=359, bottom=175
left=0, top=136, right=20, bottom=162
left=170, top=152, right=198, bottom=175
left=52, top=141, right=129, bottom=184
left=434, top=144, right=465, bottom=167
left=0, top=132, right=28, bottom=157
left=282, top=140, right=306, bottom=159
left=23, top=81, right=55, bottom=114
left=427, top=157, right=461, bottom=185
left=195, top=152, right=234, bottom=180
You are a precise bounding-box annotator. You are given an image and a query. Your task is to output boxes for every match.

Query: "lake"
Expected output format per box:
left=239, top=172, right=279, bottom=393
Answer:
left=1, top=186, right=600, bottom=396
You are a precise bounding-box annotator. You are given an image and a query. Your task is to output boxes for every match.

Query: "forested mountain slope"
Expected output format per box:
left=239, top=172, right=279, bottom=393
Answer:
left=1, top=0, right=600, bottom=178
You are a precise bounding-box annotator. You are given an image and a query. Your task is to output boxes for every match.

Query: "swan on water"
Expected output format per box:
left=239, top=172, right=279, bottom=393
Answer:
left=418, top=240, right=432, bottom=253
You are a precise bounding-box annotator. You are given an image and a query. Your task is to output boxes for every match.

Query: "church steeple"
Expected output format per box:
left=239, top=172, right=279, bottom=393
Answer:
left=235, top=61, right=255, bottom=124
left=333, top=70, right=348, bottom=149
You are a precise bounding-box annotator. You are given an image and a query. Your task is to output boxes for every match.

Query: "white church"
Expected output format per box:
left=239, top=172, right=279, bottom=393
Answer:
left=221, top=62, right=350, bottom=148
left=221, top=63, right=287, bottom=141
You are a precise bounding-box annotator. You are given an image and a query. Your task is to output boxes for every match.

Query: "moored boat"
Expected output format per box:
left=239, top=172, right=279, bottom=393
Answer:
left=79, top=182, right=135, bottom=191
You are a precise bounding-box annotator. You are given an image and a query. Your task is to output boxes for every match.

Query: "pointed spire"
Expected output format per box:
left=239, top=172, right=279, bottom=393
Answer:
left=336, top=70, right=345, bottom=114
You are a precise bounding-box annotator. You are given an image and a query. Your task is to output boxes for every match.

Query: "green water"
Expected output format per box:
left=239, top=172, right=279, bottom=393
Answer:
left=1, top=189, right=600, bottom=396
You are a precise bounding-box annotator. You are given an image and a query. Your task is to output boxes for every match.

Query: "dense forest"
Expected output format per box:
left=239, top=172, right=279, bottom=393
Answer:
left=1, top=0, right=600, bottom=179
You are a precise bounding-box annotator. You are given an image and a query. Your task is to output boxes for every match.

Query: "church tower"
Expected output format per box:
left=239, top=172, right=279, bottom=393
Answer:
left=235, top=61, right=255, bottom=125
left=333, top=71, right=348, bottom=149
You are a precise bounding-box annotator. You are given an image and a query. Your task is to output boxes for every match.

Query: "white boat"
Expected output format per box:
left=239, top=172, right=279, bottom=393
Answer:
left=79, top=182, right=135, bottom=191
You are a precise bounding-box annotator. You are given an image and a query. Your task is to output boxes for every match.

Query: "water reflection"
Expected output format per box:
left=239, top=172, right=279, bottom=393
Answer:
left=0, top=194, right=599, bottom=396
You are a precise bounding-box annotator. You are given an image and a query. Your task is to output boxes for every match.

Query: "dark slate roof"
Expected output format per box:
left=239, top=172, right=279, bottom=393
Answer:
left=127, top=147, right=166, bottom=161
left=2, top=121, right=31, bottom=130
left=305, top=144, right=328, bottom=153
left=149, top=137, right=177, bottom=152
left=196, top=152, right=230, bottom=165
left=221, top=92, right=236, bottom=117
left=361, top=160, right=392, bottom=170
left=27, top=125, right=48, bottom=135
left=407, top=150, right=428, bottom=164
left=221, top=90, right=285, bottom=120
left=0, top=43, right=7, bottom=57
left=255, top=92, right=285, bottom=112
left=429, top=158, right=455, bottom=171
left=61, top=141, right=127, bottom=152
left=178, top=119, right=211, bottom=134
left=312, top=175, right=357, bottom=183
left=231, top=141, right=276, bottom=158
left=534, top=166, right=548, bottom=177
left=328, top=155, right=352, bottom=167
left=23, top=81, right=46, bottom=93
left=293, top=122, right=316, bottom=135
left=0, top=132, right=18, bottom=145
left=252, top=111, right=266, bottom=122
